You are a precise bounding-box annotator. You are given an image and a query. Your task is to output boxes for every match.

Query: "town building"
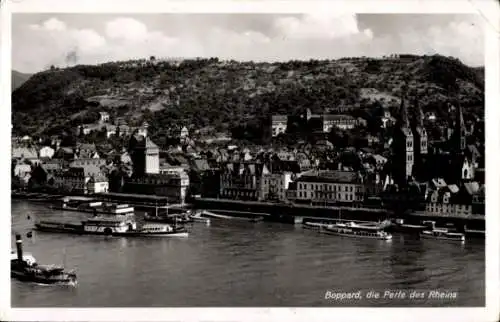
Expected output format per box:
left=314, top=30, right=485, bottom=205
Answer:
left=12, top=147, right=38, bottom=161
left=105, top=125, right=117, bottom=138
left=263, top=172, right=293, bottom=201
left=87, top=174, right=109, bottom=194
left=41, top=159, right=65, bottom=175
left=271, top=115, right=288, bottom=137
left=53, top=147, right=75, bottom=161
left=200, top=169, right=221, bottom=198
left=219, top=162, right=270, bottom=201
left=39, top=146, right=55, bottom=159
left=99, top=112, right=110, bottom=123
left=159, top=163, right=186, bottom=175
left=14, top=163, right=32, bottom=179
left=424, top=184, right=474, bottom=218
left=70, top=158, right=106, bottom=169
left=294, top=170, right=364, bottom=205
left=285, top=181, right=298, bottom=201
left=380, top=107, right=396, bottom=128
left=120, top=151, right=132, bottom=164
left=322, top=114, right=359, bottom=132
left=180, top=126, right=189, bottom=144
left=123, top=172, right=190, bottom=204
left=53, top=167, right=107, bottom=194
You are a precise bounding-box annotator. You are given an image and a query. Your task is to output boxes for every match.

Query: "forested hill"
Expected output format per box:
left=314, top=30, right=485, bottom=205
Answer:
left=12, top=54, right=484, bottom=145
left=11, top=70, right=32, bottom=91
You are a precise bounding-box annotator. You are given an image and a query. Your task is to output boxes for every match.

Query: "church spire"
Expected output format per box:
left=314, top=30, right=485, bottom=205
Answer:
left=398, top=85, right=410, bottom=128
left=455, top=99, right=466, bottom=151
left=413, top=94, right=425, bottom=128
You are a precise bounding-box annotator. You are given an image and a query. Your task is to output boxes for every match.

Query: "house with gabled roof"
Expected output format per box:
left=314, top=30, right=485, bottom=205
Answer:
left=219, top=161, right=270, bottom=201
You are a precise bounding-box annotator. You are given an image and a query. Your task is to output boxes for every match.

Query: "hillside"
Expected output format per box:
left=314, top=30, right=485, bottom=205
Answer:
left=11, top=70, right=32, bottom=91
left=12, top=54, right=484, bottom=146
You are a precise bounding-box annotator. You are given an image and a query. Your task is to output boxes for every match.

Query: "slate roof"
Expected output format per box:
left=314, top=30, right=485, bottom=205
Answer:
left=271, top=115, right=288, bottom=122
left=297, top=170, right=362, bottom=184
left=323, top=114, right=355, bottom=121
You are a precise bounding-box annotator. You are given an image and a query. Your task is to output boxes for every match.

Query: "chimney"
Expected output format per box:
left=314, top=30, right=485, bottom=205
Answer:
left=15, top=234, right=23, bottom=263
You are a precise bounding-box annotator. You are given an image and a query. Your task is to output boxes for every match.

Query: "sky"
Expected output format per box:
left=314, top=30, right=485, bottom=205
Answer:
left=11, top=13, right=484, bottom=73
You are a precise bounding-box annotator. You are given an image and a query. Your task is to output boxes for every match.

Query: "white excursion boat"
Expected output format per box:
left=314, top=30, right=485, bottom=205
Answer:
left=34, top=215, right=188, bottom=238
left=322, top=222, right=392, bottom=240
left=420, top=228, right=465, bottom=242
left=122, top=223, right=189, bottom=237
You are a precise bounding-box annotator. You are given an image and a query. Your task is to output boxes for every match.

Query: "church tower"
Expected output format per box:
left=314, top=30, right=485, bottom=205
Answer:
left=411, top=96, right=428, bottom=179
left=392, top=90, right=414, bottom=186
left=453, top=102, right=467, bottom=153
left=449, top=100, right=472, bottom=182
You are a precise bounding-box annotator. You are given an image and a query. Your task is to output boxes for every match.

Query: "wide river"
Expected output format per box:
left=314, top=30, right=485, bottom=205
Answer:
left=11, top=201, right=485, bottom=307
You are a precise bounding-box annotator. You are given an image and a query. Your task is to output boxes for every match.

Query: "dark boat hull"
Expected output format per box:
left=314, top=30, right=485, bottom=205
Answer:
left=34, top=224, right=84, bottom=234
left=35, top=223, right=188, bottom=237
left=387, top=224, right=428, bottom=234
left=11, top=270, right=77, bottom=286
left=113, top=231, right=189, bottom=237
left=143, top=215, right=193, bottom=224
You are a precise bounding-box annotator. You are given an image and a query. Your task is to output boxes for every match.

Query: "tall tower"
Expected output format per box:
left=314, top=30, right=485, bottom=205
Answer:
left=449, top=100, right=470, bottom=182
left=392, top=90, right=414, bottom=186
left=145, top=137, right=160, bottom=174
left=129, top=133, right=146, bottom=177
left=454, top=102, right=467, bottom=152
left=411, top=96, right=428, bottom=178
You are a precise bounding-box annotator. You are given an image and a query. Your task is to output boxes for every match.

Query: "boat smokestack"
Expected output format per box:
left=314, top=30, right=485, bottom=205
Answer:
left=15, top=234, right=23, bottom=263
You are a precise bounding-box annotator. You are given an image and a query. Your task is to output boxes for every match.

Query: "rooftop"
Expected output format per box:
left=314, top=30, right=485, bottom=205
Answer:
left=272, top=115, right=288, bottom=122
left=297, top=170, right=361, bottom=184
left=323, top=114, right=356, bottom=121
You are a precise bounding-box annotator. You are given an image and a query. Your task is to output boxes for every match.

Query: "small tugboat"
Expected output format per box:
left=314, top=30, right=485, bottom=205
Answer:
left=420, top=228, right=465, bottom=242
left=11, top=234, right=77, bottom=286
left=322, top=222, right=392, bottom=240
left=35, top=215, right=189, bottom=238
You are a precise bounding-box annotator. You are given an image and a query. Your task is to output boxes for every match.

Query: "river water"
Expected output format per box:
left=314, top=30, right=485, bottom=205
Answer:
left=11, top=201, right=485, bottom=307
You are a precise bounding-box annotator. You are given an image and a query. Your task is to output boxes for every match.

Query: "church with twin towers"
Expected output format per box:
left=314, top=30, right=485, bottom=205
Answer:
left=392, top=88, right=428, bottom=186
left=391, top=85, right=471, bottom=187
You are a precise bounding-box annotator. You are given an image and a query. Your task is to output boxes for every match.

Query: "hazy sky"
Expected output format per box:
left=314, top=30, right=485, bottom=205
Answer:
left=12, top=13, right=484, bottom=73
